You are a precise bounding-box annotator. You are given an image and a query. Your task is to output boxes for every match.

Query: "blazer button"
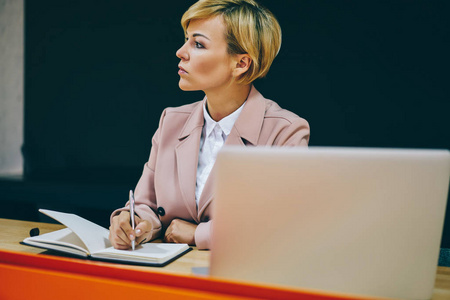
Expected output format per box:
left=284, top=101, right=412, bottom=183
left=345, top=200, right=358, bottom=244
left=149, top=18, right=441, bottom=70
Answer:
left=157, top=207, right=165, bottom=216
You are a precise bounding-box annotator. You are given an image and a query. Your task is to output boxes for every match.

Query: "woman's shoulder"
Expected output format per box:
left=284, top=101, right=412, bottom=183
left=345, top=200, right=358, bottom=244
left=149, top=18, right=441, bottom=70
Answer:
left=259, top=98, right=310, bottom=146
left=156, top=100, right=204, bottom=132
left=249, top=86, right=307, bottom=126
left=163, top=100, right=202, bottom=116
left=262, top=98, right=308, bottom=126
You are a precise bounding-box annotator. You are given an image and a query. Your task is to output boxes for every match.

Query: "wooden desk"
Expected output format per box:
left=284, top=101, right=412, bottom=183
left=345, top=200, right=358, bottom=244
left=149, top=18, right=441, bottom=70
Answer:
left=2, top=218, right=450, bottom=299
left=0, top=218, right=209, bottom=275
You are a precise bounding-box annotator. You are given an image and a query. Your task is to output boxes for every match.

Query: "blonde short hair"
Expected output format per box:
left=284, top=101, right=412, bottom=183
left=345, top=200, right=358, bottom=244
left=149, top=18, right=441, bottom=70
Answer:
left=181, top=0, right=282, bottom=85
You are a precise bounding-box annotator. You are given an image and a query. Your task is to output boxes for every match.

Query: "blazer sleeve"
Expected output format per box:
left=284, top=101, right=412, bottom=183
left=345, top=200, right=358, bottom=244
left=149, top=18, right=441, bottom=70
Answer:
left=110, top=110, right=167, bottom=241
left=195, top=220, right=212, bottom=250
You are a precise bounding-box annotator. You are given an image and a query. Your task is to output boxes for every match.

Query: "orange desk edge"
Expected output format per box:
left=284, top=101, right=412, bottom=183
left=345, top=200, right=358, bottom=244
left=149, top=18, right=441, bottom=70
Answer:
left=0, top=249, right=374, bottom=300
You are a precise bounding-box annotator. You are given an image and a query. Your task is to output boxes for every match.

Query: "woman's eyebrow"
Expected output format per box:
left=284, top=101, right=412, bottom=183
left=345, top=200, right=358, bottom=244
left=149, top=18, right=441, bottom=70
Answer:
left=191, top=33, right=211, bottom=40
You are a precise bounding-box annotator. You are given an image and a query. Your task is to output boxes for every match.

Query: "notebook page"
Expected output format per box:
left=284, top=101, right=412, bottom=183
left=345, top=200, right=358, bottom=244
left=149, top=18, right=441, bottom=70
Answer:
left=40, top=209, right=111, bottom=254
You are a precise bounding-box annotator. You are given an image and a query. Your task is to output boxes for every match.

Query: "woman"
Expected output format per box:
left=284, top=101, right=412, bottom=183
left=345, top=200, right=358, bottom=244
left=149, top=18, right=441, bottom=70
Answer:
left=109, top=0, right=310, bottom=250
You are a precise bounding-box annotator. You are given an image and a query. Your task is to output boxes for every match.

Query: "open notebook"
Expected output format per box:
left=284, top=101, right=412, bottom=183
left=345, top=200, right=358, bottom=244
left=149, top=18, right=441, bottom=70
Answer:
left=22, top=209, right=191, bottom=266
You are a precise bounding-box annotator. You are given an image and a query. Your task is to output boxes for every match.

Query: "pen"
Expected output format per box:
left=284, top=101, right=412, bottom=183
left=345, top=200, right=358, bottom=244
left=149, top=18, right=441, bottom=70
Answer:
left=129, top=190, right=136, bottom=251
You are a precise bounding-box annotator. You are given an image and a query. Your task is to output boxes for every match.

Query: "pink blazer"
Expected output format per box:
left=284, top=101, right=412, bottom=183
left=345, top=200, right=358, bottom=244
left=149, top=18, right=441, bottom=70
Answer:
left=111, top=86, right=310, bottom=249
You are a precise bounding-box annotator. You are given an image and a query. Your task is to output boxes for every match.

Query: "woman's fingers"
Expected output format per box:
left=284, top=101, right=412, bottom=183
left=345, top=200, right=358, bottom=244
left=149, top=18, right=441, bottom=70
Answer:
left=134, top=217, right=152, bottom=245
left=110, top=211, right=133, bottom=249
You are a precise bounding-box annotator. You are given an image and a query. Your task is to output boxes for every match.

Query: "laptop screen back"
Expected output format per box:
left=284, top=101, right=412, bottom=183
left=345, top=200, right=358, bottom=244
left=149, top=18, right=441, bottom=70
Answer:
left=210, top=147, right=449, bottom=299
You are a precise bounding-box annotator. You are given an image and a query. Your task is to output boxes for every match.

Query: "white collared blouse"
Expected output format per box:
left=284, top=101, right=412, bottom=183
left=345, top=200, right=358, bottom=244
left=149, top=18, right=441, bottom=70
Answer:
left=195, top=100, right=245, bottom=205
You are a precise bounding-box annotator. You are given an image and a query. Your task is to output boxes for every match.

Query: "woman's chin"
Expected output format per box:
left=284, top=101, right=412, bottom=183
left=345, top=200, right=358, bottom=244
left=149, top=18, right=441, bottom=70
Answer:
left=178, top=82, right=198, bottom=91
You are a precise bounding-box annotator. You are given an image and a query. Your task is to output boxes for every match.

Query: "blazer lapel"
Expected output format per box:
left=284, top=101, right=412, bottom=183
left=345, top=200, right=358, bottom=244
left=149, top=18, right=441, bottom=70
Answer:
left=175, top=101, right=204, bottom=222
left=232, top=85, right=266, bottom=146
left=198, top=86, right=267, bottom=215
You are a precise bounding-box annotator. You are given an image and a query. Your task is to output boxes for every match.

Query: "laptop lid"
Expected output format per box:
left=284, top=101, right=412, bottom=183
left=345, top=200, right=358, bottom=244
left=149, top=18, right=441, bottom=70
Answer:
left=210, top=147, right=450, bottom=299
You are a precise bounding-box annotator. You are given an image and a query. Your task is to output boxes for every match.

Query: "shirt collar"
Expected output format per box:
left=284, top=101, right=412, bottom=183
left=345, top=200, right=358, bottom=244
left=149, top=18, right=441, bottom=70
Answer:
left=203, top=100, right=246, bottom=137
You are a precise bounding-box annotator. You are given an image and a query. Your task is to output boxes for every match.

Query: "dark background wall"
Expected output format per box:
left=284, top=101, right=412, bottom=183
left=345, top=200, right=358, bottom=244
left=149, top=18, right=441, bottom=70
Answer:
left=5, top=0, right=450, bottom=243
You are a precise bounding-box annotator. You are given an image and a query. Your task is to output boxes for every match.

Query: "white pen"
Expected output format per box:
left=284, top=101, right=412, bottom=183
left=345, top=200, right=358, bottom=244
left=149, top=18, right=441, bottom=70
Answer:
left=129, top=190, right=136, bottom=251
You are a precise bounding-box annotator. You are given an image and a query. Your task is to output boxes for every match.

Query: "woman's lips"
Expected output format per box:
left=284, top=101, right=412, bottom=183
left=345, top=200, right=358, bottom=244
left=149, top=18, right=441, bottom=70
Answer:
left=178, top=66, right=188, bottom=75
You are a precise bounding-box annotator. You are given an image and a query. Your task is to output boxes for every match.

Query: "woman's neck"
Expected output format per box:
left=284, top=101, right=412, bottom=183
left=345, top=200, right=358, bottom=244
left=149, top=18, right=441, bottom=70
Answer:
left=204, top=84, right=251, bottom=122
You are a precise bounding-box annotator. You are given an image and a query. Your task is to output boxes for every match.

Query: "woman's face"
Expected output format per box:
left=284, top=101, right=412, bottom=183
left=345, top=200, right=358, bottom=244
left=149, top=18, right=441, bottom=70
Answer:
left=176, top=16, right=235, bottom=92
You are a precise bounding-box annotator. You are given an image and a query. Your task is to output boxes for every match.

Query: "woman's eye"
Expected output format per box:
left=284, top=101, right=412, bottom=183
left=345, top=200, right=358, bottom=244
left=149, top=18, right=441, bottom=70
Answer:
left=195, top=42, right=204, bottom=49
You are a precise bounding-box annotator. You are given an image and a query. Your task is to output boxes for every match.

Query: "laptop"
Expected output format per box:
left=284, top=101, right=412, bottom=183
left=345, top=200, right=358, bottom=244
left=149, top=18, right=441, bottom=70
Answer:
left=210, top=147, right=450, bottom=299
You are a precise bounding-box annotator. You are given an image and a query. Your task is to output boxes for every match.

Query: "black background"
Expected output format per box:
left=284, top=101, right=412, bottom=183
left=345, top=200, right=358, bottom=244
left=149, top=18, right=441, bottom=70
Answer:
left=15, top=1, right=450, bottom=244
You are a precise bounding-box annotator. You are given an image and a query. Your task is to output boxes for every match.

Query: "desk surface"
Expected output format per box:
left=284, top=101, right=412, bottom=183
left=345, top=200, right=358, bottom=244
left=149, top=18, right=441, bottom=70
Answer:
left=2, top=218, right=450, bottom=299
left=0, top=218, right=209, bottom=275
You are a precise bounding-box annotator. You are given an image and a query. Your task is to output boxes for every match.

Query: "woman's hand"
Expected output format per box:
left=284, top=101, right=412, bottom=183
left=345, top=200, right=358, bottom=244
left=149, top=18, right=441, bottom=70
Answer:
left=164, top=219, right=197, bottom=245
left=109, top=210, right=152, bottom=249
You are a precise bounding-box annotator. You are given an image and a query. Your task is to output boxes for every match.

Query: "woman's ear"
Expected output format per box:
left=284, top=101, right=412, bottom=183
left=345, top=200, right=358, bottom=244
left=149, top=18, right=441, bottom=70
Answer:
left=233, top=54, right=252, bottom=78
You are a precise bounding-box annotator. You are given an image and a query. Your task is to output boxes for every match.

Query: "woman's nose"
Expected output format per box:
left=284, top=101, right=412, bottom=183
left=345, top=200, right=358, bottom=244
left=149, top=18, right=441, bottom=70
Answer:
left=176, top=43, right=189, bottom=61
